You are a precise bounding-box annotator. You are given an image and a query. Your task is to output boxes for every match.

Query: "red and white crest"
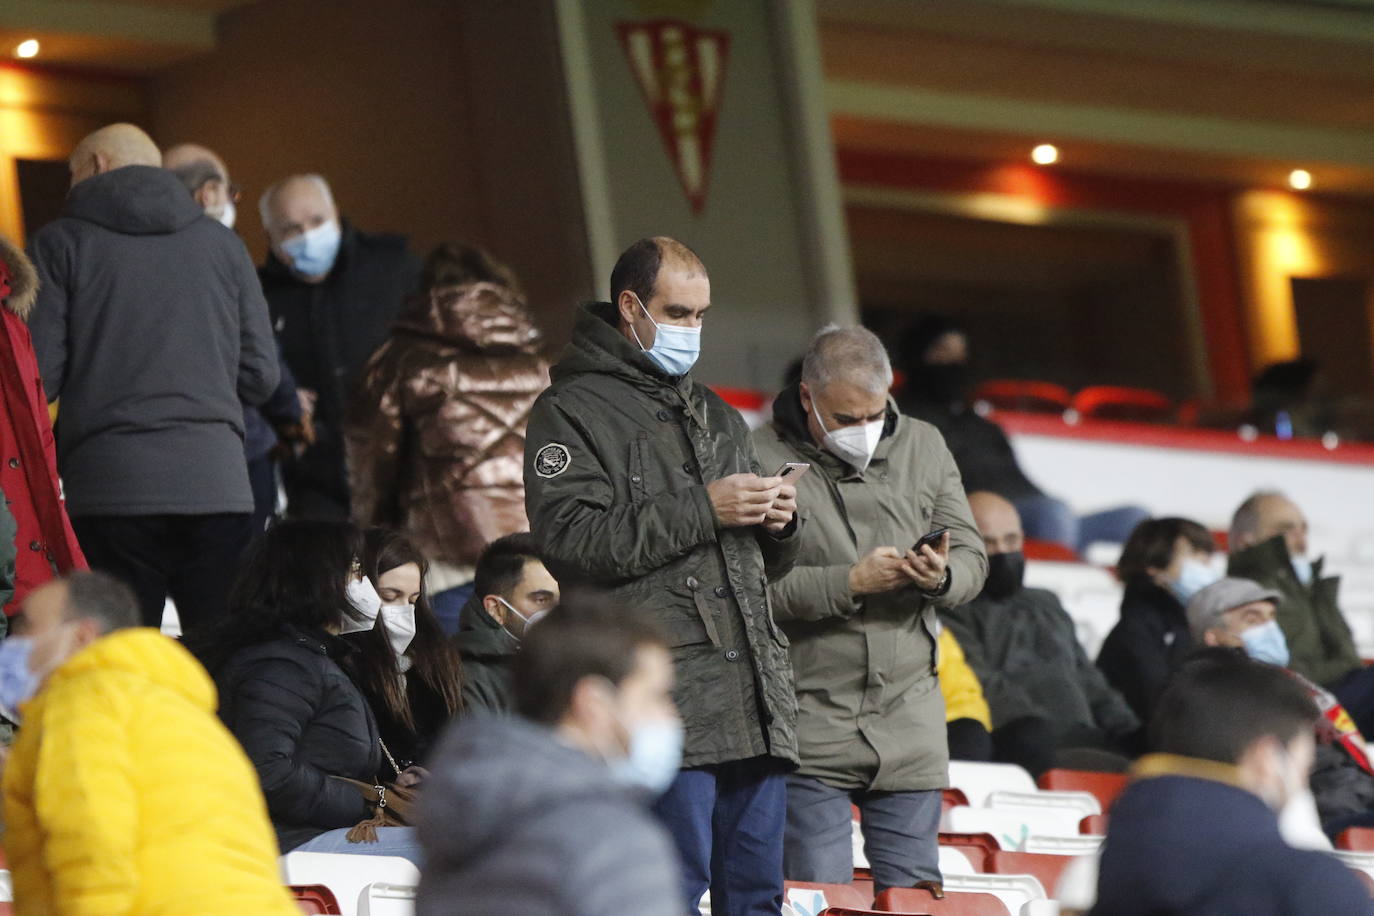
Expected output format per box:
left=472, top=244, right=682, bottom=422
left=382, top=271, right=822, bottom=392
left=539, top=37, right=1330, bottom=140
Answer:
left=617, top=19, right=729, bottom=215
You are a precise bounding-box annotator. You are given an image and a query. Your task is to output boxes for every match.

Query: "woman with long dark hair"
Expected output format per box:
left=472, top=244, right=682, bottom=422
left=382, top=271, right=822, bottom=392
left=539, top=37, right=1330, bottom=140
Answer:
left=193, top=519, right=421, bottom=863
left=348, top=527, right=465, bottom=774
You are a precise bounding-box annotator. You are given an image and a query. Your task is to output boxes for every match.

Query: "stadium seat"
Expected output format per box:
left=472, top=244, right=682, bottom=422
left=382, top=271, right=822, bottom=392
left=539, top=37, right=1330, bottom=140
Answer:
left=356, top=882, right=416, bottom=915
left=1023, top=834, right=1104, bottom=855
left=972, top=379, right=1071, bottom=414
left=1021, top=538, right=1080, bottom=562
left=944, top=801, right=1087, bottom=849
left=939, top=846, right=978, bottom=876
left=986, top=788, right=1101, bottom=820
left=786, top=880, right=873, bottom=914
left=290, top=885, right=343, bottom=915
left=1339, top=827, right=1374, bottom=851
left=987, top=850, right=1074, bottom=896
left=947, top=761, right=1037, bottom=807
left=874, top=886, right=1011, bottom=914
left=1037, top=768, right=1128, bottom=811
left=280, top=852, right=419, bottom=916
left=1352, top=867, right=1374, bottom=897
left=1079, top=813, right=1109, bottom=834
left=941, top=787, right=970, bottom=812
left=1071, top=386, right=1172, bottom=423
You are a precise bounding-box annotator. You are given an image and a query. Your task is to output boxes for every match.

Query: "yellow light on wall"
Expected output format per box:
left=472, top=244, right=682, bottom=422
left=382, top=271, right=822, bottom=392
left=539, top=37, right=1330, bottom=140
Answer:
left=1288, top=168, right=1312, bottom=191
left=15, top=40, right=39, bottom=59
left=1031, top=143, right=1059, bottom=166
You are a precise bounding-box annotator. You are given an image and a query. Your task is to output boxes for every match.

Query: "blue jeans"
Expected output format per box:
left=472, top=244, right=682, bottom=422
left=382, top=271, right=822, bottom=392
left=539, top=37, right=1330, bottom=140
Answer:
left=294, top=826, right=424, bottom=867
left=784, top=775, right=941, bottom=894
left=1013, top=495, right=1149, bottom=555
left=430, top=583, right=475, bottom=637
left=653, top=757, right=786, bottom=916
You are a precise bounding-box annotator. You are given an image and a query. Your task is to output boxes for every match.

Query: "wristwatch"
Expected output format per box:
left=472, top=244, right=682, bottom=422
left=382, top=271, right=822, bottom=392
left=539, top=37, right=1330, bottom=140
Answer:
left=921, top=567, right=952, bottom=598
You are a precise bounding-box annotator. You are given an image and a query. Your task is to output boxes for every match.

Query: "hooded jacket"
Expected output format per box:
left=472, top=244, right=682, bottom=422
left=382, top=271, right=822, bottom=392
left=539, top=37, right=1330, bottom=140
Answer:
left=752, top=383, right=987, bottom=791
left=1092, top=755, right=1373, bottom=916
left=1229, top=535, right=1359, bottom=688
left=26, top=165, right=278, bottom=516
left=524, top=302, right=800, bottom=768
left=2, top=629, right=298, bottom=916
left=348, top=281, right=550, bottom=568
left=260, top=222, right=421, bottom=517
left=0, top=234, right=87, bottom=613
left=453, top=595, right=518, bottom=715
left=944, top=585, right=1139, bottom=736
left=417, top=716, right=680, bottom=916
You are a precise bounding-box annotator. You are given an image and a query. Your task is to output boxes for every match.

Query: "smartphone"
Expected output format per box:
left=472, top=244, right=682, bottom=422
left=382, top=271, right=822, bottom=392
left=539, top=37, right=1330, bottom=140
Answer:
left=773, top=461, right=810, bottom=484
left=912, top=527, right=950, bottom=554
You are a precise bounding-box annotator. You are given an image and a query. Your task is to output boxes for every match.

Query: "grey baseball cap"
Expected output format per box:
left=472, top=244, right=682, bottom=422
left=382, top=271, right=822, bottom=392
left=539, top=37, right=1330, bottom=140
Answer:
left=1186, top=577, right=1282, bottom=637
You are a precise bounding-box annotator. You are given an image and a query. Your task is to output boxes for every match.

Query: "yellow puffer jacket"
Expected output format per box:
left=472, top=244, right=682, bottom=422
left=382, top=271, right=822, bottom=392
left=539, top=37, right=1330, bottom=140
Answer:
left=938, top=627, right=992, bottom=730
left=2, top=628, right=299, bottom=915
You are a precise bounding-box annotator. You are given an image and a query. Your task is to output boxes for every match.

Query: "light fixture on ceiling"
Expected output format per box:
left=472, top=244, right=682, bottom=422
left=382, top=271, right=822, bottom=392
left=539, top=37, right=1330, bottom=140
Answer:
left=15, top=39, right=39, bottom=59
left=1031, top=144, right=1059, bottom=166
left=1288, top=169, right=1312, bottom=191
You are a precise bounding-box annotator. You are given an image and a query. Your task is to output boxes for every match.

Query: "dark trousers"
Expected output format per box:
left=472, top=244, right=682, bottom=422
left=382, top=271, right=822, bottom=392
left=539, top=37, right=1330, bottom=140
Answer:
left=653, top=756, right=786, bottom=916
left=71, top=513, right=252, bottom=636
left=784, top=774, right=941, bottom=895
left=247, top=454, right=278, bottom=537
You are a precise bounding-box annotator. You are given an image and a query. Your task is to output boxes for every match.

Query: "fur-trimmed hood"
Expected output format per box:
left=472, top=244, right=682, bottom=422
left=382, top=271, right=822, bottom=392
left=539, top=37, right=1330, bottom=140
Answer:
left=0, top=233, right=37, bottom=320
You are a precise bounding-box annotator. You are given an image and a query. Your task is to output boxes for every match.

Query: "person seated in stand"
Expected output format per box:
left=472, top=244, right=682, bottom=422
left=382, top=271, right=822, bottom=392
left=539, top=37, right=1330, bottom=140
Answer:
left=192, top=519, right=422, bottom=864
left=1096, top=517, right=1218, bottom=723
left=896, top=315, right=1146, bottom=556
left=1091, top=651, right=1373, bottom=916
left=945, top=492, right=1141, bottom=772
left=343, top=527, right=465, bottom=775
left=453, top=532, right=560, bottom=715
left=940, top=625, right=996, bottom=763
left=1227, top=490, right=1374, bottom=737
left=1189, top=577, right=1374, bottom=842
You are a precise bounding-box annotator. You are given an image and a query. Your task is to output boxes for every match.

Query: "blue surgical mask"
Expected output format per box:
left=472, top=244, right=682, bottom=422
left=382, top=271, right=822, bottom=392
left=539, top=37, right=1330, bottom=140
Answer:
left=610, top=717, right=684, bottom=795
left=1168, top=558, right=1220, bottom=604
left=1291, top=555, right=1315, bottom=587
left=0, top=637, right=41, bottom=724
left=281, top=219, right=341, bottom=278
left=1242, top=619, right=1291, bottom=668
left=627, top=293, right=700, bottom=377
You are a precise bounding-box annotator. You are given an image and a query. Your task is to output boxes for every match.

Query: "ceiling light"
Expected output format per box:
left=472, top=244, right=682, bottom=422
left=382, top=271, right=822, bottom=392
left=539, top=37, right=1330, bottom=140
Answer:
left=1288, top=169, right=1312, bottom=190
left=15, top=39, right=39, bottom=59
left=1031, top=144, right=1059, bottom=166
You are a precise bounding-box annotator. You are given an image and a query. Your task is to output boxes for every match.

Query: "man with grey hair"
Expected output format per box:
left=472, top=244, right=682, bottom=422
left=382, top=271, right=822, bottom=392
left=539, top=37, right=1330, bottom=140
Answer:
left=1228, top=489, right=1374, bottom=735
left=753, top=324, right=987, bottom=895
left=164, top=143, right=238, bottom=229
left=258, top=173, right=420, bottom=518
left=28, top=123, right=278, bottom=634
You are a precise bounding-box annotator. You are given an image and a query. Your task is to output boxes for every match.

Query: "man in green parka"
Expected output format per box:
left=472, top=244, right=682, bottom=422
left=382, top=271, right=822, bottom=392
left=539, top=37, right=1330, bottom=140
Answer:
left=753, top=325, right=987, bottom=895
left=524, top=237, right=801, bottom=916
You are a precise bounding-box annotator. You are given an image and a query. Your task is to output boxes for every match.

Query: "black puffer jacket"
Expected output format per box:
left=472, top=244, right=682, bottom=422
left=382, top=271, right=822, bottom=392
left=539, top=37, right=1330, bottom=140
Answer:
left=1096, top=582, right=1194, bottom=724
left=213, top=627, right=382, bottom=852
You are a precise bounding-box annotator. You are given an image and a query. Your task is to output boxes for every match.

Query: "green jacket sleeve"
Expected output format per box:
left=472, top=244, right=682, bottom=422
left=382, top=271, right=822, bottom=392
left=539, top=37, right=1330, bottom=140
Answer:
left=928, top=443, right=988, bottom=608
left=768, top=564, right=859, bottom=623
left=525, top=394, right=718, bottom=582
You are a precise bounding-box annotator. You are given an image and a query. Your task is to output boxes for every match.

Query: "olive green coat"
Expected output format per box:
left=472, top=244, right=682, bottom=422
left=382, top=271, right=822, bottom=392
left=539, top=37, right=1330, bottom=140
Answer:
left=1228, top=534, right=1360, bottom=688
left=752, top=386, right=987, bottom=791
left=523, top=303, right=800, bottom=768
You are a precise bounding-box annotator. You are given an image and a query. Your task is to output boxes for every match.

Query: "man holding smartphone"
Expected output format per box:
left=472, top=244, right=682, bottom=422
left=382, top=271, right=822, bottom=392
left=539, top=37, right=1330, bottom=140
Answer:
left=524, top=237, right=802, bottom=916
left=753, top=325, right=987, bottom=896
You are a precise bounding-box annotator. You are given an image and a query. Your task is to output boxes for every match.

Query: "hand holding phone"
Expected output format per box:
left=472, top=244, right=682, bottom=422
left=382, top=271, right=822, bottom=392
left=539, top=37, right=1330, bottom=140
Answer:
left=772, top=462, right=810, bottom=484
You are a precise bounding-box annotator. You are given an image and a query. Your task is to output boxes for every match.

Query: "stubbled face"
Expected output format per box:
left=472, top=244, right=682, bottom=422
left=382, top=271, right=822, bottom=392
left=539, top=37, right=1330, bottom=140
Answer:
left=800, top=378, right=886, bottom=446
left=483, top=559, right=559, bottom=638
left=618, top=264, right=711, bottom=349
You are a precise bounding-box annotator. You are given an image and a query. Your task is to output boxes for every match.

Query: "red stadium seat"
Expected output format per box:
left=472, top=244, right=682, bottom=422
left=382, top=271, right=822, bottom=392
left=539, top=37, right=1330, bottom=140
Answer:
left=987, top=850, right=1074, bottom=896
left=941, top=787, right=970, bottom=813
left=972, top=379, right=1071, bottom=414
left=1080, top=813, right=1109, bottom=834
left=939, top=832, right=1001, bottom=864
left=1037, top=768, right=1128, bottom=811
left=1338, top=827, right=1374, bottom=851
left=786, top=880, right=873, bottom=910
left=1071, top=386, right=1173, bottom=423
left=289, top=885, right=342, bottom=915
left=874, top=886, right=1011, bottom=914
left=1022, top=538, right=1081, bottom=562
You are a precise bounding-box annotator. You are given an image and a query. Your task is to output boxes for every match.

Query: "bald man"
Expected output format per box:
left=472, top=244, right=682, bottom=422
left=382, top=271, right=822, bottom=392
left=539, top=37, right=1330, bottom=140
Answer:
left=26, top=122, right=279, bottom=636
left=941, top=491, right=1139, bottom=772
left=257, top=174, right=420, bottom=519
left=164, top=143, right=237, bottom=229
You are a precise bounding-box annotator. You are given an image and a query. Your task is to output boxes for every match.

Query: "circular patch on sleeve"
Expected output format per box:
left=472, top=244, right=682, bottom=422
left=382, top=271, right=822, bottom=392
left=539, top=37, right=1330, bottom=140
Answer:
left=533, top=442, right=572, bottom=479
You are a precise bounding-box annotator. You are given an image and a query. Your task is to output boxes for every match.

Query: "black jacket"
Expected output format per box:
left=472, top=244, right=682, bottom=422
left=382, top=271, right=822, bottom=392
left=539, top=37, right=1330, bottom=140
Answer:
left=1096, top=582, right=1194, bottom=724
left=901, top=399, right=1043, bottom=501
left=260, top=222, right=421, bottom=517
left=454, top=598, right=517, bottom=716
left=213, top=627, right=382, bottom=852
left=27, top=165, right=279, bottom=515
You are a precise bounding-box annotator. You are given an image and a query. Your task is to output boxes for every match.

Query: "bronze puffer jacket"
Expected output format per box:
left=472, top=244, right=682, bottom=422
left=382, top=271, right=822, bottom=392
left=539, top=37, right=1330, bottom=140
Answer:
left=347, top=281, right=549, bottom=567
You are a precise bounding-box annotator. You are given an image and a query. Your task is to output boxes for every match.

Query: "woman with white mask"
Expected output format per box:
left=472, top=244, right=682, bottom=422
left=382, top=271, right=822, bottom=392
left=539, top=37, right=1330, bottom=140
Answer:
left=345, top=528, right=465, bottom=785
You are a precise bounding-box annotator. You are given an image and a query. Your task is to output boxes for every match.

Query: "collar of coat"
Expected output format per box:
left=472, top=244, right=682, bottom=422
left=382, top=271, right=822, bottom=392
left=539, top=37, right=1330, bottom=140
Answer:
left=770, top=380, right=899, bottom=478
left=0, top=233, right=37, bottom=320
left=553, top=301, right=700, bottom=407
left=1230, top=533, right=1326, bottom=587
left=1131, top=752, right=1248, bottom=791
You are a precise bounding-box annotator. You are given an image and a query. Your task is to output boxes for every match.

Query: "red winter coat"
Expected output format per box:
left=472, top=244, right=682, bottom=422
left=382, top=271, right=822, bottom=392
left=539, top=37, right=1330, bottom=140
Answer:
left=0, top=234, right=86, bottom=614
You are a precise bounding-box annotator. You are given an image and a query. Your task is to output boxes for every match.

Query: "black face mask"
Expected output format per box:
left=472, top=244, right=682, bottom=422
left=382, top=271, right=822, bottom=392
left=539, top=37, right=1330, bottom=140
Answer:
left=981, top=551, right=1025, bottom=601
left=908, top=363, right=972, bottom=409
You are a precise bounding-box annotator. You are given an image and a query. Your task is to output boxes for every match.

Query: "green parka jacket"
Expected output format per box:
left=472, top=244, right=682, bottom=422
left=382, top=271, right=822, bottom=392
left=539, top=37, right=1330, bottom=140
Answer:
left=523, top=303, right=801, bottom=768
left=752, top=385, right=987, bottom=791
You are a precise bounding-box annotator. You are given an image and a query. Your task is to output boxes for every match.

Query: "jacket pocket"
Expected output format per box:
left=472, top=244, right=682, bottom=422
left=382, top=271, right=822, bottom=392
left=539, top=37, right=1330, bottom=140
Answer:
left=656, top=581, right=714, bottom=649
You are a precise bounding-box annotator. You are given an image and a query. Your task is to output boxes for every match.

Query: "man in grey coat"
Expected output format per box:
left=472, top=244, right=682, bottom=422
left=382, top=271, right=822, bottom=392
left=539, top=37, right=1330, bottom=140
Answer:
left=418, top=594, right=681, bottom=916
left=27, top=123, right=278, bottom=635
left=753, top=326, right=987, bottom=895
